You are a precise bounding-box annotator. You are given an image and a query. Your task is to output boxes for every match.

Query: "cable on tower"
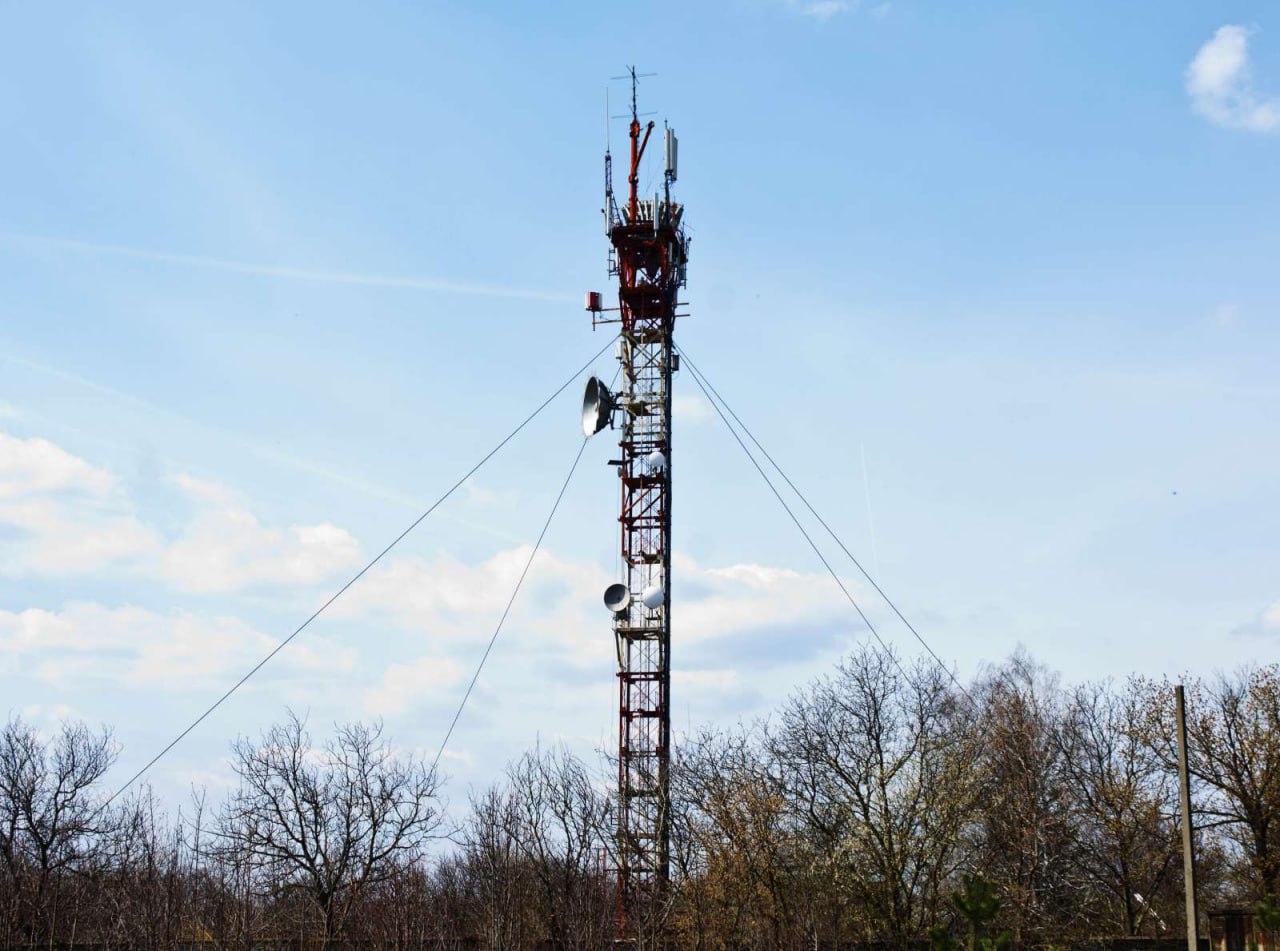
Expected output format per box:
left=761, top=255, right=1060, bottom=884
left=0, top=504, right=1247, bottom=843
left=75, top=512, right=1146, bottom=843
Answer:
left=430, top=359, right=622, bottom=775
left=102, top=336, right=619, bottom=808
left=429, top=431, right=591, bottom=776
left=676, top=343, right=975, bottom=704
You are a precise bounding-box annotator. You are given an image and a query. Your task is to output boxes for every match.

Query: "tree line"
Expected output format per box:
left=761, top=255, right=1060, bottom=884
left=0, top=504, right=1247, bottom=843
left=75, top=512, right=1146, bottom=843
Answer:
left=2, top=648, right=1278, bottom=950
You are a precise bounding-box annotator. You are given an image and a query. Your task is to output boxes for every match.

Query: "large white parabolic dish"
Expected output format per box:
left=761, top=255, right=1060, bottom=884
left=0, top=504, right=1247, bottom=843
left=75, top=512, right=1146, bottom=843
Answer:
left=581, top=376, right=616, bottom=437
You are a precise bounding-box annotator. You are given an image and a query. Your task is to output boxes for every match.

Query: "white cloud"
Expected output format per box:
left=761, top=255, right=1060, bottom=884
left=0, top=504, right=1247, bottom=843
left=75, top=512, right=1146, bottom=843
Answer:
left=333, top=546, right=613, bottom=662
left=1251, top=600, right=1280, bottom=635
left=334, top=544, right=864, bottom=685
left=0, top=432, right=160, bottom=574
left=438, top=747, right=475, bottom=768
left=0, top=431, right=362, bottom=589
left=173, top=472, right=235, bottom=505
left=21, top=510, right=160, bottom=573
left=1187, top=25, right=1280, bottom=132
left=0, top=427, right=877, bottom=752
left=363, top=655, right=466, bottom=716
left=159, top=491, right=363, bottom=593
left=673, top=393, right=716, bottom=425
left=18, top=703, right=78, bottom=728
left=0, top=602, right=355, bottom=687
left=1230, top=600, right=1280, bottom=639
left=675, top=668, right=742, bottom=692
left=677, top=553, right=856, bottom=648
left=0, top=431, right=114, bottom=498
left=1265, top=602, right=1280, bottom=628
left=329, top=543, right=856, bottom=762
left=1212, top=303, right=1240, bottom=327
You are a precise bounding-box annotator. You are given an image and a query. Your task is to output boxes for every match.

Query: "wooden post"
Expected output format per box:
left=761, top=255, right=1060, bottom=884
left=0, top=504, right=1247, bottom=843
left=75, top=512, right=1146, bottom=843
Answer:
left=1176, top=684, right=1201, bottom=951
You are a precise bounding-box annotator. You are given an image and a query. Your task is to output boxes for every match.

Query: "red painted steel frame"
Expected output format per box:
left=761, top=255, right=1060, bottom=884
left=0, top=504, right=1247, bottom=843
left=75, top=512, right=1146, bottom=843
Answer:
left=597, top=80, right=689, bottom=947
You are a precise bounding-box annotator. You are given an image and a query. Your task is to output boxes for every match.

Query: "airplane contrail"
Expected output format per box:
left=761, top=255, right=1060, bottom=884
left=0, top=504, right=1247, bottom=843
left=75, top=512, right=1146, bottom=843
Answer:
left=0, top=231, right=576, bottom=304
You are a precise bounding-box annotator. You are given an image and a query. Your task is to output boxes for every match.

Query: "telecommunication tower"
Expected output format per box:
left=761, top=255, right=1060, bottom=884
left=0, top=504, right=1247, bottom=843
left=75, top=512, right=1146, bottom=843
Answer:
left=582, top=67, right=689, bottom=944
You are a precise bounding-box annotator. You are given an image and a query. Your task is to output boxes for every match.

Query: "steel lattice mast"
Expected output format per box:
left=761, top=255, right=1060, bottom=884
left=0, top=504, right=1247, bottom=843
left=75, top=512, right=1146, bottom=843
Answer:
left=584, top=68, right=688, bottom=946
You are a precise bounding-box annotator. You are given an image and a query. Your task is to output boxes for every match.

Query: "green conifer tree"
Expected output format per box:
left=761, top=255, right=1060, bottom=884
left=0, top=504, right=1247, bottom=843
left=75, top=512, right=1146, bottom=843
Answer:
left=952, top=874, right=1009, bottom=951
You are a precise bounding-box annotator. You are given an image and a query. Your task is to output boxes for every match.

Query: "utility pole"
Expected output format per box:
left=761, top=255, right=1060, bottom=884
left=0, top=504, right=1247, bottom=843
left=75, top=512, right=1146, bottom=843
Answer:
left=1175, top=684, right=1200, bottom=951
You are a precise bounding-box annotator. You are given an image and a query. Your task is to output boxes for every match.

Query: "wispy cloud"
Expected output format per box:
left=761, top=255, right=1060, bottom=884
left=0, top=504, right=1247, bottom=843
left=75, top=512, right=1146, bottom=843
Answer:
left=0, top=602, right=354, bottom=688
left=1232, top=600, right=1280, bottom=639
left=673, top=393, right=716, bottom=425
left=0, top=232, right=577, bottom=303
left=1186, top=25, right=1279, bottom=133
left=0, top=430, right=361, bottom=589
left=786, top=0, right=854, bottom=20
left=1212, top=303, right=1240, bottom=327
left=363, top=655, right=465, bottom=717
left=0, top=350, right=527, bottom=544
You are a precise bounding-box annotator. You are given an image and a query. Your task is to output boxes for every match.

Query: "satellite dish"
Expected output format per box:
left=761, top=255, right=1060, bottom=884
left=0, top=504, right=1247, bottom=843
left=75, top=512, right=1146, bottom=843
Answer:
left=646, top=450, right=666, bottom=472
left=641, top=581, right=665, bottom=610
left=603, top=583, right=631, bottom=613
left=581, top=376, right=617, bottom=437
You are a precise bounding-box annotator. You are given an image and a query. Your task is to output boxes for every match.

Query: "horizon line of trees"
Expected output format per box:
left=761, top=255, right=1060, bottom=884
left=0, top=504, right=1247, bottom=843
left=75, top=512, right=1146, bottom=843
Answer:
left=3, top=649, right=1279, bottom=951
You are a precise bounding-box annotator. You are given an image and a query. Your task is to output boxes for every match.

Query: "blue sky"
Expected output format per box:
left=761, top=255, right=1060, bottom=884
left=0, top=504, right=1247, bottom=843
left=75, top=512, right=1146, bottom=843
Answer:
left=2, top=1, right=1278, bottom=810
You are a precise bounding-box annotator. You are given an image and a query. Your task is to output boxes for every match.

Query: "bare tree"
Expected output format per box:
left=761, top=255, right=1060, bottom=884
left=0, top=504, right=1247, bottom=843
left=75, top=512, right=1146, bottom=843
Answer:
left=506, top=744, right=612, bottom=951
left=675, top=725, right=805, bottom=951
left=1138, top=666, right=1280, bottom=901
left=216, top=710, right=442, bottom=948
left=82, top=786, right=192, bottom=951
left=0, top=716, right=117, bottom=948
left=1058, top=680, right=1182, bottom=936
left=773, top=645, right=980, bottom=951
left=972, top=652, right=1081, bottom=948
left=461, top=783, right=538, bottom=951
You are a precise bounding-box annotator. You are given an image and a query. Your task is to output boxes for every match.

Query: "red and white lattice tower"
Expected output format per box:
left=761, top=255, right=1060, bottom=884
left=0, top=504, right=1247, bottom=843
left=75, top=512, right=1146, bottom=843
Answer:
left=583, top=68, right=688, bottom=946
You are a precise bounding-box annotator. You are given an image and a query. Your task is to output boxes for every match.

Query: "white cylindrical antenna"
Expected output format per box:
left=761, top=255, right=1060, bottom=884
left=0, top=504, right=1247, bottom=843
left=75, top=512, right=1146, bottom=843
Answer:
left=665, top=128, right=677, bottom=181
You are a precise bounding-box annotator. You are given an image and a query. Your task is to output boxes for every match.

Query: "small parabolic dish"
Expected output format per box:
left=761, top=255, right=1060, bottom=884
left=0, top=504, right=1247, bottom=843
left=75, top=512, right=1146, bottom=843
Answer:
left=646, top=450, right=667, bottom=472
left=603, top=583, right=630, bottom=613
left=641, top=582, right=665, bottom=610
